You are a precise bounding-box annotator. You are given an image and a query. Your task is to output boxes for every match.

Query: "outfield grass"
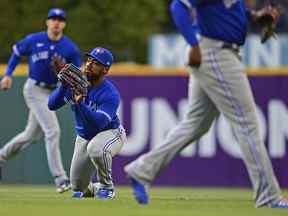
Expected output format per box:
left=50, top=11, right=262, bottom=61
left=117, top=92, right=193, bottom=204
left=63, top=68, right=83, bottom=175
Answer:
left=0, top=185, right=287, bottom=216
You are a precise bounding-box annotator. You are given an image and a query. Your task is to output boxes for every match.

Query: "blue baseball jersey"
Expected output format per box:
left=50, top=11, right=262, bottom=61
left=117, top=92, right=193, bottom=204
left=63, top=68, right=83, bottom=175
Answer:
left=170, top=0, right=249, bottom=46
left=48, top=78, right=121, bottom=140
left=5, top=31, right=81, bottom=84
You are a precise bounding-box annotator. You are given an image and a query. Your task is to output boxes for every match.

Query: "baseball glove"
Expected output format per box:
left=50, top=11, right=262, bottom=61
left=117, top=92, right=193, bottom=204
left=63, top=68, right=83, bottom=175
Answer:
left=57, top=63, right=89, bottom=96
left=254, top=5, right=280, bottom=43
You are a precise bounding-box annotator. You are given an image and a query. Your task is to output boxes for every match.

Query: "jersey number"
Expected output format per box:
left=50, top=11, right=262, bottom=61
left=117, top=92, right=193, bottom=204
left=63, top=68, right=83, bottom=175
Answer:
left=223, top=0, right=238, bottom=9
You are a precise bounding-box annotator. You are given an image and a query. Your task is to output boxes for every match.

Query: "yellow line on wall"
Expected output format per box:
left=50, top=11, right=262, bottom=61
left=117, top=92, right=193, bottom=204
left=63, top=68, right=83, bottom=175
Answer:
left=0, top=64, right=288, bottom=76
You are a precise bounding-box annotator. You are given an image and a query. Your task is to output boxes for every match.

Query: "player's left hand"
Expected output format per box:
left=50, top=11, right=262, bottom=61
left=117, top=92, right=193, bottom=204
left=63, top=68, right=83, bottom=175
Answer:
left=188, top=45, right=202, bottom=68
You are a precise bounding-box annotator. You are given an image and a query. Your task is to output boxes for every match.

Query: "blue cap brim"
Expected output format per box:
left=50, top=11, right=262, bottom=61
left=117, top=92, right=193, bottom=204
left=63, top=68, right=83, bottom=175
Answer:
left=85, top=52, right=107, bottom=66
left=47, top=16, right=66, bottom=21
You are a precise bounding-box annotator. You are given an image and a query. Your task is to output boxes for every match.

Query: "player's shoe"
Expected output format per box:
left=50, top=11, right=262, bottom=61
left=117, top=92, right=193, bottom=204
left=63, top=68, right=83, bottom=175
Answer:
left=72, top=191, right=84, bottom=198
left=128, top=176, right=149, bottom=205
left=95, top=188, right=115, bottom=200
left=56, top=179, right=71, bottom=193
left=270, top=198, right=288, bottom=208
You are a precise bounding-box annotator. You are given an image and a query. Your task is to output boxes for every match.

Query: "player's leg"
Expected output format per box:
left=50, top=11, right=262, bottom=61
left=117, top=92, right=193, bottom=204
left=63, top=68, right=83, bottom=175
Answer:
left=197, top=42, right=282, bottom=207
left=70, top=135, right=95, bottom=194
left=87, top=126, right=126, bottom=199
left=0, top=111, right=43, bottom=165
left=23, top=79, right=68, bottom=189
left=124, top=74, right=219, bottom=186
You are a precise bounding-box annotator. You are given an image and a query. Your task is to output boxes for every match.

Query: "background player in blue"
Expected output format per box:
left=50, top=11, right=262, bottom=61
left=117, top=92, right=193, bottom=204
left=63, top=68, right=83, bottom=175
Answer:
left=0, top=8, right=81, bottom=193
left=124, top=0, right=288, bottom=208
left=48, top=47, right=126, bottom=200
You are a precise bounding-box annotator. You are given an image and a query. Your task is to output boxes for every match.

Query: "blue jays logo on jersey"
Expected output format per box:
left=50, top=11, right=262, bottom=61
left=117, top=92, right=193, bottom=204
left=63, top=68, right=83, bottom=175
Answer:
left=87, top=100, right=97, bottom=111
left=36, top=43, right=44, bottom=48
left=31, top=42, right=49, bottom=63
left=64, top=96, right=98, bottom=111
left=31, top=51, right=49, bottom=63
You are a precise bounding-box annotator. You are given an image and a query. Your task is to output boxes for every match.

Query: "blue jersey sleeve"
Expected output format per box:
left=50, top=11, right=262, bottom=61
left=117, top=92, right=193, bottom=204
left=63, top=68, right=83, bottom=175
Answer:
left=5, top=53, right=21, bottom=76
left=5, top=35, right=33, bottom=76
left=48, top=85, right=70, bottom=110
left=170, top=0, right=199, bottom=46
left=97, top=93, right=120, bottom=121
left=78, top=93, right=120, bottom=130
left=13, top=35, right=33, bottom=57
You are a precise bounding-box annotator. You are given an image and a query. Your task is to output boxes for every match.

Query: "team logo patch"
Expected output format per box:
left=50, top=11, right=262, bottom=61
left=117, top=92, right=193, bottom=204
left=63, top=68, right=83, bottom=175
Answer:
left=36, top=43, right=44, bottom=47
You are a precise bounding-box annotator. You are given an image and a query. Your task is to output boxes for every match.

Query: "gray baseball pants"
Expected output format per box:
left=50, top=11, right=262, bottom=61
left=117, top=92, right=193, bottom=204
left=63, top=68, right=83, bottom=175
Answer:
left=70, top=126, right=126, bottom=192
left=125, top=37, right=282, bottom=207
left=0, top=78, right=68, bottom=186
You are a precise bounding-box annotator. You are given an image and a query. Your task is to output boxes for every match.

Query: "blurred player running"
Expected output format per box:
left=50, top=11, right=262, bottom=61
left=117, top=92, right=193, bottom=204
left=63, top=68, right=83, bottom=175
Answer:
left=0, top=8, right=81, bottom=193
left=124, top=0, right=288, bottom=208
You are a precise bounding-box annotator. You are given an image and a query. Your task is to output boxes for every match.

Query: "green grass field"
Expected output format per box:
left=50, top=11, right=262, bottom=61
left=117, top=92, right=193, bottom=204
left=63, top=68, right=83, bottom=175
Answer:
left=0, top=185, right=287, bottom=216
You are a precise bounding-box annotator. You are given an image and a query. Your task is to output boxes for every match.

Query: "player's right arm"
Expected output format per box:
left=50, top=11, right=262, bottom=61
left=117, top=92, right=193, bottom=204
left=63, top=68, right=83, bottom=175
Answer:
left=48, top=85, right=71, bottom=110
left=170, top=0, right=201, bottom=67
left=77, top=93, right=120, bottom=131
left=0, top=35, right=32, bottom=90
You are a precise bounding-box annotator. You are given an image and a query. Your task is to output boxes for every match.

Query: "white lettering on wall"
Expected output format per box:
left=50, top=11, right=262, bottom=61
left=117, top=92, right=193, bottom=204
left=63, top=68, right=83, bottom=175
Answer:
left=269, top=100, right=288, bottom=158
left=151, top=98, right=180, bottom=149
left=119, top=98, right=149, bottom=156
left=149, top=34, right=187, bottom=67
left=149, top=34, right=287, bottom=68
left=119, top=97, right=287, bottom=158
left=249, top=34, right=280, bottom=67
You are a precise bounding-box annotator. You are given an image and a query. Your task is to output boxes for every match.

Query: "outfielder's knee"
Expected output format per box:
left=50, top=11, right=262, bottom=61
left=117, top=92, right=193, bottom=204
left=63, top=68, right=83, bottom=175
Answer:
left=87, top=143, right=103, bottom=159
left=45, top=127, right=60, bottom=140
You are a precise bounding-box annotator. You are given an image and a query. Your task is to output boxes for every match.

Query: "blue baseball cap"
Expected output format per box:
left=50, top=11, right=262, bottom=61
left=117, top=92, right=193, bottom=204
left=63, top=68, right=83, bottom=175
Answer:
left=47, top=8, right=66, bottom=20
left=86, top=47, right=114, bottom=67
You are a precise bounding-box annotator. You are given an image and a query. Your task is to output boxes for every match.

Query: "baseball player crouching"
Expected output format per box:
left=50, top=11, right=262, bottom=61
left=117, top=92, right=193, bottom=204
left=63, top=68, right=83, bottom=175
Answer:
left=48, top=47, right=126, bottom=200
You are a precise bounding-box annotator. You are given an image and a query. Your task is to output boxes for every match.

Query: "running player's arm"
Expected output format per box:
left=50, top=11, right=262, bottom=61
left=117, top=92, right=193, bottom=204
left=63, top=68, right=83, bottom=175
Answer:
left=77, top=93, right=120, bottom=130
left=48, top=85, right=71, bottom=110
left=5, top=35, right=33, bottom=76
left=170, top=0, right=199, bottom=46
left=171, top=0, right=201, bottom=67
left=1, top=35, right=32, bottom=90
